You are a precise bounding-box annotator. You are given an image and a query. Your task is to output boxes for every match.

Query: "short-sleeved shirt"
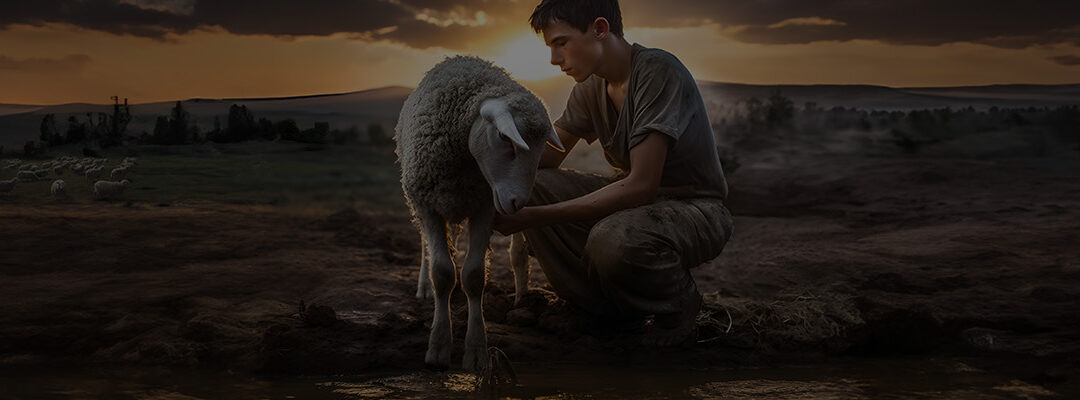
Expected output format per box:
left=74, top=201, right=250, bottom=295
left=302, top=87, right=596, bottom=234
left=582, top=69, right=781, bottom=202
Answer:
left=554, top=43, right=728, bottom=199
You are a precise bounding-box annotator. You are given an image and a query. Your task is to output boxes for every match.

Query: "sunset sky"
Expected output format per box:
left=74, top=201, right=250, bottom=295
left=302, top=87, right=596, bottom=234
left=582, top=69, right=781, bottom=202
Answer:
left=1, top=0, right=1078, bottom=105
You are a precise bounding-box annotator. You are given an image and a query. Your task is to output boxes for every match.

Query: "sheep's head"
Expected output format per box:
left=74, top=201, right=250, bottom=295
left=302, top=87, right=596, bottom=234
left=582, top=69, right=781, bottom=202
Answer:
left=469, top=96, right=564, bottom=215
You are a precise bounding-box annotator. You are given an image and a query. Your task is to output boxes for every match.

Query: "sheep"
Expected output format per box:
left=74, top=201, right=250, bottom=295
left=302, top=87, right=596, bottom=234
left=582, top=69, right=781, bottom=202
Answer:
left=396, top=55, right=564, bottom=371
left=110, top=166, right=129, bottom=180
left=50, top=179, right=66, bottom=197
left=93, top=179, right=131, bottom=199
left=33, top=169, right=49, bottom=179
left=85, top=167, right=104, bottom=181
left=0, top=177, right=17, bottom=192
left=53, top=165, right=64, bottom=176
left=17, top=170, right=38, bottom=182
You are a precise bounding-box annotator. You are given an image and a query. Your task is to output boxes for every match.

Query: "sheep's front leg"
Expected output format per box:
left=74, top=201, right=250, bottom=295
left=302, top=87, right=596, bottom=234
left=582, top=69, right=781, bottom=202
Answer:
left=509, top=232, right=530, bottom=306
left=421, top=211, right=455, bottom=370
left=461, top=210, right=494, bottom=371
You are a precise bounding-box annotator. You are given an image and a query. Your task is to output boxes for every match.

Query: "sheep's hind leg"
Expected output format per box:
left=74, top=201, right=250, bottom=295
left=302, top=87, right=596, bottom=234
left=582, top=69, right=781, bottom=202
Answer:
left=509, top=232, right=530, bottom=306
left=415, top=243, right=433, bottom=299
left=421, top=211, right=455, bottom=370
left=461, top=210, right=494, bottom=371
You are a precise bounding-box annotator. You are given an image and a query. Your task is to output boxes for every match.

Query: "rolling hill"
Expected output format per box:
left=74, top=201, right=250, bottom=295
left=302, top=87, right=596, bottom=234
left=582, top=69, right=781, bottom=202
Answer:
left=2, top=82, right=1078, bottom=151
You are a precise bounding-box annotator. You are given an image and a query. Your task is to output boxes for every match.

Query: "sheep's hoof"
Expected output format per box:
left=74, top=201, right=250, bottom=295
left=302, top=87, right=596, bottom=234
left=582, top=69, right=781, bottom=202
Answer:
left=462, top=344, right=488, bottom=372
left=424, top=346, right=451, bottom=371
left=415, top=286, right=433, bottom=300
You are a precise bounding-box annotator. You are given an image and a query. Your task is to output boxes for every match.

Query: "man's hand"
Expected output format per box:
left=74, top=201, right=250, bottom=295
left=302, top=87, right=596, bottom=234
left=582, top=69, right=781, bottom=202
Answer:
left=494, top=132, right=670, bottom=235
left=493, top=207, right=539, bottom=235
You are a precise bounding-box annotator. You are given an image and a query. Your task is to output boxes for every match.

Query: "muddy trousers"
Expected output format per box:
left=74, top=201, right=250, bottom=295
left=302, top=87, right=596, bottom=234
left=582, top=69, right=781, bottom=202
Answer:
left=522, top=169, right=735, bottom=320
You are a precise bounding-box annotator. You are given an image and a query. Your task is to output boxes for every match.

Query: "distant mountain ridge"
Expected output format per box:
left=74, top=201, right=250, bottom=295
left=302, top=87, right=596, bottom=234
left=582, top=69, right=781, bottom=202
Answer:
left=697, top=82, right=1080, bottom=111
left=2, top=82, right=1077, bottom=150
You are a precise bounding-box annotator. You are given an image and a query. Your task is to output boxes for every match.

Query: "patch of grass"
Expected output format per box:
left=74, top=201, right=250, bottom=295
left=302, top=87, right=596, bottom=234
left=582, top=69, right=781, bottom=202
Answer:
left=2, top=142, right=407, bottom=213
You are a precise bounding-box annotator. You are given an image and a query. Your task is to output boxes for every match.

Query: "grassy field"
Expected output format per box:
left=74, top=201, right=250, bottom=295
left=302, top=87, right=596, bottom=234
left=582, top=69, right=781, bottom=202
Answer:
left=1, top=142, right=407, bottom=214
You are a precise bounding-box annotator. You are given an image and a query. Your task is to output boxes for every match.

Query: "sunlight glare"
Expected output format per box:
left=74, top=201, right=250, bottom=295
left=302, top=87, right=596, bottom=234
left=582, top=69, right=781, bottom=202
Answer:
left=493, top=33, right=561, bottom=81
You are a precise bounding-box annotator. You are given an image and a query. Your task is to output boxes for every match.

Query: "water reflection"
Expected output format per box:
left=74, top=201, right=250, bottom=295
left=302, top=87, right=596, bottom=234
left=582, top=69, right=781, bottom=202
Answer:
left=0, top=357, right=1067, bottom=399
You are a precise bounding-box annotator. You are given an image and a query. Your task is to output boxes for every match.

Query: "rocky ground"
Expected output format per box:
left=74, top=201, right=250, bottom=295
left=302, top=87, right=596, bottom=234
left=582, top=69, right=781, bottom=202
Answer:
left=1, top=152, right=1078, bottom=395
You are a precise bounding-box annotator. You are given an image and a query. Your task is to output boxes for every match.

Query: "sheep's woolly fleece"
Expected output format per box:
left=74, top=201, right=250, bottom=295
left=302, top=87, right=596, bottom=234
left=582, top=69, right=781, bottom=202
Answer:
left=396, top=56, right=550, bottom=222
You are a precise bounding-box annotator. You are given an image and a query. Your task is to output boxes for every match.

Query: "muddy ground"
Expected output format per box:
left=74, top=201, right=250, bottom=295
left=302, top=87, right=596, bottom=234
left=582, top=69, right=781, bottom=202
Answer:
left=1, top=153, right=1079, bottom=394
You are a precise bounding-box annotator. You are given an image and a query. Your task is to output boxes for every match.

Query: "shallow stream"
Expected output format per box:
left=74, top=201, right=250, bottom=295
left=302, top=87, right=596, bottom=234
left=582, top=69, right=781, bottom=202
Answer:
left=1, top=357, right=1070, bottom=399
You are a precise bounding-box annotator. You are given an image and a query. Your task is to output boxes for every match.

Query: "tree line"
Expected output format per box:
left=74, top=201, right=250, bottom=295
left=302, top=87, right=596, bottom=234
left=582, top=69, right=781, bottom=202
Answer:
left=21, top=101, right=393, bottom=156
left=711, top=90, right=1080, bottom=156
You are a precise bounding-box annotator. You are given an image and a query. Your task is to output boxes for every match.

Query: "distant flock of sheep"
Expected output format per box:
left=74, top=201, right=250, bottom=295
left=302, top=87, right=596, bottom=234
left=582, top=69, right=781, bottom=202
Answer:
left=1, top=155, right=136, bottom=199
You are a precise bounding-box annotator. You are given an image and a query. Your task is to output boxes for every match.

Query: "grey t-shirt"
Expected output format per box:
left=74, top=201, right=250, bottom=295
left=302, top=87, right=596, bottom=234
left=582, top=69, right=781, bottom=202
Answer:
left=554, top=43, right=728, bottom=199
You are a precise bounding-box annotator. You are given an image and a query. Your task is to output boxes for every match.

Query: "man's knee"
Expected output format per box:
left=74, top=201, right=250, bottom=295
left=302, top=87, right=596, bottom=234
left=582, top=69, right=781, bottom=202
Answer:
left=584, top=213, right=671, bottom=278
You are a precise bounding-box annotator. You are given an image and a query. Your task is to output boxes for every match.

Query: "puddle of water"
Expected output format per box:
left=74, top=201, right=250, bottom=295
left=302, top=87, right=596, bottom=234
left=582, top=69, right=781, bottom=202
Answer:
left=0, top=357, right=1068, bottom=400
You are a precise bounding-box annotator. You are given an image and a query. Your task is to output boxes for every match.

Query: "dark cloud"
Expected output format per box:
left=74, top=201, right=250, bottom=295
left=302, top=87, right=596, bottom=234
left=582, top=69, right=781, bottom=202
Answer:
left=0, top=0, right=524, bottom=49
left=2, top=0, right=1078, bottom=50
left=1048, top=55, right=1080, bottom=66
left=190, top=0, right=409, bottom=37
left=0, top=0, right=200, bottom=39
left=622, top=0, right=1080, bottom=48
left=0, top=54, right=92, bottom=73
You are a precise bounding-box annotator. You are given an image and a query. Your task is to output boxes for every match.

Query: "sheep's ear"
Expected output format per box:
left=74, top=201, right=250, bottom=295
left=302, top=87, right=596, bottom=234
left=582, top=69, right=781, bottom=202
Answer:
left=480, top=98, right=530, bottom=152
left=546, top=127, right=566, bottom=152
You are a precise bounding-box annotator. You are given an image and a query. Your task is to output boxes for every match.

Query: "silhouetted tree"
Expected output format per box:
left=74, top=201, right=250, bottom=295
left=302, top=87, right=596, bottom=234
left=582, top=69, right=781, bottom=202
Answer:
left=23, top=140, right=44, bottom=156
left=225, top=104, right=256, bottom=142
left=283, top=121, right=329, bottom=144
left=273, top=119, right=300, bottom=142
left=148, top=101, right=195, bottom=145
left=65, top=116, right=87, bottom=144
left=257, top=117, right=275, bottom=141
left=39, top=114, right=62, bottom=147
left=331, top=125, right=359, bottom=144
left=167, top=101, right=192, bottom=145
left=368, top=123, right=392, bottom=145
left=765, top=90, right=794, bottom=129
left=151, top=116, right=170, bottom=144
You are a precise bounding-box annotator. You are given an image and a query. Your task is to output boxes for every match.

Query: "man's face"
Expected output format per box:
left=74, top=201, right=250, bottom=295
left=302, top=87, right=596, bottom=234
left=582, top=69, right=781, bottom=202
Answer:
left=541, top=19, right=602, bottom=83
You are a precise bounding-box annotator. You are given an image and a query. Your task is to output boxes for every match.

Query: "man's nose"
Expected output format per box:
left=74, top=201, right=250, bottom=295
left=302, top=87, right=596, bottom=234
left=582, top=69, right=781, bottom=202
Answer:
left=550, top=49, right=562, bottom=66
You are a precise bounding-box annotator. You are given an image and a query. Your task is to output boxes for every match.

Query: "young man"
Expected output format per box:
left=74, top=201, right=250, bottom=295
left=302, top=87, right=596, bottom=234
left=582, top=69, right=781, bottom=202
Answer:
left=493, top=0, right=733, bottom=346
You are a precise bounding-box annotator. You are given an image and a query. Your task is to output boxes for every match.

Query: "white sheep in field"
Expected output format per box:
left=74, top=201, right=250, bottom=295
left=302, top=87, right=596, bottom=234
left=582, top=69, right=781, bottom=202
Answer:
left=0, top=177, right=17, bottom=192
left=85, top=167, right=103, bottom=181
left=93, top=179, right=131, bottom=199
left=50, top=179, right=66, bottom=197
left=33, top=169, right=49, bottom=179
left=110, top=166, right=129, bottom=180
left=396, top=55, right=563, bottom=371
left=17, top=170, right=38, bottom=182
left=53, top=165, right=64, bottom=175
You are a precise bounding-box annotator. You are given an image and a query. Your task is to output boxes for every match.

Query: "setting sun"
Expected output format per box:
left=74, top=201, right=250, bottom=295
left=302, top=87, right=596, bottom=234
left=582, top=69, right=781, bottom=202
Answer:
left=492, top=33, right=562, bottom=82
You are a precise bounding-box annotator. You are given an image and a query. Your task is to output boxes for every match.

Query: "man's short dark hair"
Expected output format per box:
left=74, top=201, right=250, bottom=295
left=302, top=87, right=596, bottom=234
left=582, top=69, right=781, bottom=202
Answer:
left=529, top=0, right=623, bottom=37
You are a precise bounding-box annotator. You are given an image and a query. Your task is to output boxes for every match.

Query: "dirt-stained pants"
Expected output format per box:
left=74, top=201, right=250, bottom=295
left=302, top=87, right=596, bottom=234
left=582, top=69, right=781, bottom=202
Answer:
left=522, top=169, right=734, bottom=319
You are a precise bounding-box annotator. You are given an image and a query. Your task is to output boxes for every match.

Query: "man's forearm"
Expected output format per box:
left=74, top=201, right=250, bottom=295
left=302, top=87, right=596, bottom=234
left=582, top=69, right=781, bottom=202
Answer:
left=530, top=176, right=657, bottom=225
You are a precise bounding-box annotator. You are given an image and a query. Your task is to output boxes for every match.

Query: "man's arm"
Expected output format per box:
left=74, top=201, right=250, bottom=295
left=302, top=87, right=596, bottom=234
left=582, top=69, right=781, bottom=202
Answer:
left=539, top=125, right=580, bottom=169
left=494, top=131, right=669, bottom=234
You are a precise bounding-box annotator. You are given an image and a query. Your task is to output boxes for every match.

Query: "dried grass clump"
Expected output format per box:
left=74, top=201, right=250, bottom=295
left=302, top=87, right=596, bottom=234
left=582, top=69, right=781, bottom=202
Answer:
left=697, top=290, right=863, bottom=351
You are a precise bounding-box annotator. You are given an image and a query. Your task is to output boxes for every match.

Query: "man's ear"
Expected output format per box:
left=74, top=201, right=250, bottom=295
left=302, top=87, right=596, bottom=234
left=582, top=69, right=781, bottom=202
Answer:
left=592, top=17, right=610, bottom=40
